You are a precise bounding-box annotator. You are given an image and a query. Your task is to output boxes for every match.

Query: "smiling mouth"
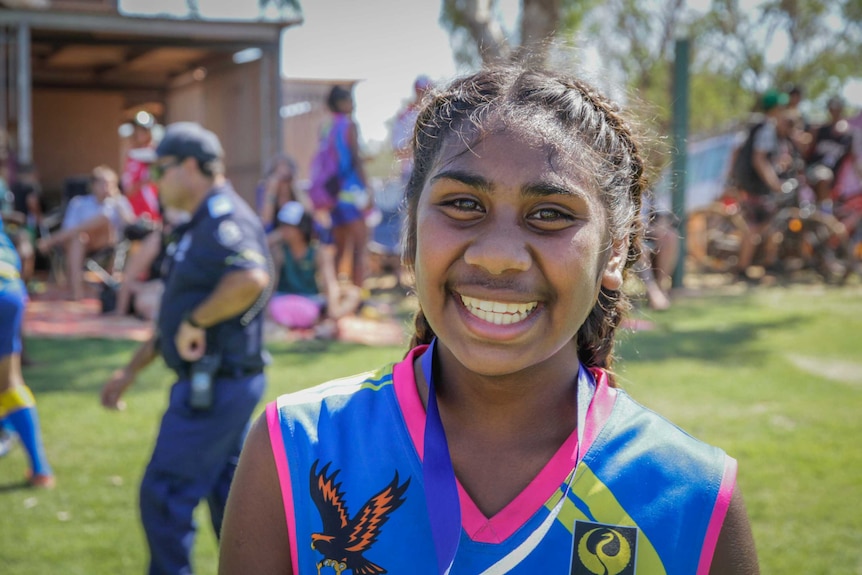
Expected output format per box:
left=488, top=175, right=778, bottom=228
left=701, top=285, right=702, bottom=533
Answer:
left=459, top=295, right=538, bottom=325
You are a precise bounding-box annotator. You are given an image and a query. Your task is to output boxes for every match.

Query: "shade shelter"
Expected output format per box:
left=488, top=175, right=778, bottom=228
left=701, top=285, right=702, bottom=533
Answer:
left=0, top=0, right=299, bottom=203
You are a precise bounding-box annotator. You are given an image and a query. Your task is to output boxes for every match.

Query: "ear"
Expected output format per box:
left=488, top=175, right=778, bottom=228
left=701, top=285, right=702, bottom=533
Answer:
left=601, top=238, right=628, bottom=291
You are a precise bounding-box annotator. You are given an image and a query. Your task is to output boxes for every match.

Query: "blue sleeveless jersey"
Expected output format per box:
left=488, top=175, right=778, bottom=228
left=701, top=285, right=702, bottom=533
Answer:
left=268, top=346, right=736, bottom=575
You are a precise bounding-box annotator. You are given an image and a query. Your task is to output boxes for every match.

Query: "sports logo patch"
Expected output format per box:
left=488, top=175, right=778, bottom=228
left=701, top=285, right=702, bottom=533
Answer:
left=309, top=460, right=410, bottom=575
left=217, top=220, right=242, bottom=247
left=570, top=521, right=637, bottom=575
left=207, top=194, right=233, bottom=218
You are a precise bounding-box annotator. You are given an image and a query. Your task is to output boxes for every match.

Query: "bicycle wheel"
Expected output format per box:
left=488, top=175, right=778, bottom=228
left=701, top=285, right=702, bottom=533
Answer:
left=687, top=203, right=748, bottom=273
left=774, top=209, right=851, bottom=283
left=770, top=207, right=809, bottom=274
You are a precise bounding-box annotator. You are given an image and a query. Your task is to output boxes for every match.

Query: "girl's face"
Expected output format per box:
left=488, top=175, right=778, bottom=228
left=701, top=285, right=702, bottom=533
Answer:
left=280, top=224, right=306, bottom=247
left=413, top=126, right=626, bottom=379
left=336, top=96, right=354, bottom=114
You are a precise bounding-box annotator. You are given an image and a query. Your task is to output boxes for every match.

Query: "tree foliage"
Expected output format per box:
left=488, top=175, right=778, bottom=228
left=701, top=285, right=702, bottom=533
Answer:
left=700, top=0, right=861, bottom=99
left=440, top=0, right=595, bottom=66
left=440, top=0, right=862, bottom=138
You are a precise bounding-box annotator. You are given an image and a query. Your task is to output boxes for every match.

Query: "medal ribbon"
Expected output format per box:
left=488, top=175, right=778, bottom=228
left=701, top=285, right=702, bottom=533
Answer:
left=421, top=338, right=596, bottom=574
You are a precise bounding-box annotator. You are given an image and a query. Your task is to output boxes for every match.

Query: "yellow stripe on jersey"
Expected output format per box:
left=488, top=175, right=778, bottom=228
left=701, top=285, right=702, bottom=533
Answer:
left=549, top=463, right=667, bottom=574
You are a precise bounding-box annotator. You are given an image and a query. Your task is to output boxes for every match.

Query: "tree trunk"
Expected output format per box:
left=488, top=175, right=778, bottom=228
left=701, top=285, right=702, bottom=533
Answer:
left=448, top=0, right=512, bottom=64
left=514, top=0, right=561, bottom=66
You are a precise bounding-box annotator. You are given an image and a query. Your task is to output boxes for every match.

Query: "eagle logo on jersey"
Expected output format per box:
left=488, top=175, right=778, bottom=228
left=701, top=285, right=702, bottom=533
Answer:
left=571, top=521, right=637, bottom=575
left=310, top=460, right=410, bottom=575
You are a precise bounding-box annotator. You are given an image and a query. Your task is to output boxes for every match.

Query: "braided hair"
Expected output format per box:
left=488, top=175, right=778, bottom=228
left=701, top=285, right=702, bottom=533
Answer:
left=401, top=66, right=646, bottom=384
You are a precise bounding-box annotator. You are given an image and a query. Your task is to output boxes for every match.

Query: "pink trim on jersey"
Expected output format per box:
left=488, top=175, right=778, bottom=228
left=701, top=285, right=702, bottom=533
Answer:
left=584, top=368, right=618, bottom=452
left=392, top=346, right=617, bottom=544
left=392, top=346, right=429, bottom=459
left=696, top=455, right=738, bottom=575
left=267, top=401, right=300, bottom=575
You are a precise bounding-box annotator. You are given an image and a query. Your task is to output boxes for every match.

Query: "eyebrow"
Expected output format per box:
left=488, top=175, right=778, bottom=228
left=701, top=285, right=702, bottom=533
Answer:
left=430, top=169, right=587, bottom=200
left=429, top=170, right=492, bottom=193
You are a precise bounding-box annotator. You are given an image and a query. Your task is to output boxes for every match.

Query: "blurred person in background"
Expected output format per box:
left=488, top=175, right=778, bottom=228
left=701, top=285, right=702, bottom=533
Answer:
left=806, top=96, right=862, bottom=212
left=101, top=122, right=271, bottom=575
left=122, top=111, right=162, bottom=224
left=255, top=153, right=300, bottom=233
left=6, top=162, right=42, bottom=283
left=322, top=85, right=371, bottom=289
left=0, top=212, right=54, bottom=488
left=392, top=74, right=433, bottom=185
left=267, top=201, right=361, bottom=339
left=37, top=166, right=135, bottom=301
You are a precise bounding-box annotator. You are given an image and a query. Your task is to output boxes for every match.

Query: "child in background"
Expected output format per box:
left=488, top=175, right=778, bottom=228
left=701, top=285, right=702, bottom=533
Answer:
left=219, top=66, right=759, bottom=574
left=256, top=154, right=300, bottom=233
left=268, top=202, right=361, bottom=338
left=0, top=215, right=53, bottom=488
left=322, top=85, right=371, bottom=289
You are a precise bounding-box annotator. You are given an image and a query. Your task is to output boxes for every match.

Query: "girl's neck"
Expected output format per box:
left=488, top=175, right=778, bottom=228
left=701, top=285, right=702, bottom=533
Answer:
left=416, top=343, right=580, bottom=441
left=414, top=343, right=582, bottom=517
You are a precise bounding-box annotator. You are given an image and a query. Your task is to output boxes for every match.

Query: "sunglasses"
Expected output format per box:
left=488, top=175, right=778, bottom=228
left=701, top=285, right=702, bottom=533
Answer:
left=150, top=158, right=182, bottom=181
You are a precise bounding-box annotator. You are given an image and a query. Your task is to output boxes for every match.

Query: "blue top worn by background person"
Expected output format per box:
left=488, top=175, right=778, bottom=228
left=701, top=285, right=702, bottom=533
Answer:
left=331, top=113, right=365, bottom=193
left=277, top=242, right=318, bottom=296
left=158, top=184, right=271, bottom=375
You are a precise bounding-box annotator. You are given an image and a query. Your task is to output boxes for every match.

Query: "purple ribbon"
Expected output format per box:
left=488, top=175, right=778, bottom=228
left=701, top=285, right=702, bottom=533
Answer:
left=422, top=339, right=461, bottom=575
left=421, top=338, right=597, bottom=574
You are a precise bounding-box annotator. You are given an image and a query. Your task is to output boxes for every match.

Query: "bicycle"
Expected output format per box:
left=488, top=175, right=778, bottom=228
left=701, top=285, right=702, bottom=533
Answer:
left=687, top=179, right=854, bottom=283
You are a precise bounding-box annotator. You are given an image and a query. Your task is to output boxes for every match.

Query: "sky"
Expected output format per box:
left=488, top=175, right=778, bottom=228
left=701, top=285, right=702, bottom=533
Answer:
left=120, top=0, right=523, bottom=146
left=279, top=0, right=473, bottom=146
left=122, top=0, right=860, bottom=143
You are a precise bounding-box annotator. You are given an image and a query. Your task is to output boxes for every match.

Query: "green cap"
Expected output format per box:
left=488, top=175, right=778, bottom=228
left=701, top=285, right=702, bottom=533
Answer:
left=762, top=89, right=790, bottom=111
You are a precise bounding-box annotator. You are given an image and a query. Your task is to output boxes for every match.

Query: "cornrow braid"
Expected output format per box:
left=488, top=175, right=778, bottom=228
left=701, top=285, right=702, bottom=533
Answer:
left=402, top=66, right=646, bottom=384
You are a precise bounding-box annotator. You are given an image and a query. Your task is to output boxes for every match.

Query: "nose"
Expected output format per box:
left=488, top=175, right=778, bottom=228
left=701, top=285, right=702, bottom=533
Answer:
left=463, top=214, right=532, bottom=275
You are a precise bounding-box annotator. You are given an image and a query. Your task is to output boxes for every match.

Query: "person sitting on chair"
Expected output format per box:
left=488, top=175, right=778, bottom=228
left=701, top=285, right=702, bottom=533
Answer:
left=268, top=201, right=361, bottom=338
left=37, top=166, right=135, bottom=300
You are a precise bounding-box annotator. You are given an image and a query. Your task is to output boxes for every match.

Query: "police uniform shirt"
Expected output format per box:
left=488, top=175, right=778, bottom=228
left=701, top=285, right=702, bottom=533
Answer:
left=158, top=184, right=270, bottom=375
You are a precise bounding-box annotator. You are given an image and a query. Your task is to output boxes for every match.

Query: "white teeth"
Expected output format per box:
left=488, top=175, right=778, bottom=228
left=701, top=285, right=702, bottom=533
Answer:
left=460, top=295, right=537, bottom=324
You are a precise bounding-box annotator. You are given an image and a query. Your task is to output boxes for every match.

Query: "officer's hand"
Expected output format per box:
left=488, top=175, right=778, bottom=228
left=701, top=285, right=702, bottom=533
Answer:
left=101, top=368, right=133, bottom=411
left=176, top=321, right=206, bottom=362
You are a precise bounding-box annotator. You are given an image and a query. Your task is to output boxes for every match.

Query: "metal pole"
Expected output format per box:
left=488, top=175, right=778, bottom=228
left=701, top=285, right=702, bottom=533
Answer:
left=671, top=37, right=689, bottom=289
left=8, top=24, right=15, bottom=127
left=17, top=22, right=31, bottom=165
left=0, top=27, right=7, bottom=138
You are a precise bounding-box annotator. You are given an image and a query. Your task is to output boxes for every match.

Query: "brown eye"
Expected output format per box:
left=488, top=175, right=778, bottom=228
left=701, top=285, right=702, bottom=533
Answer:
left=530, top=207, right=572, bottom=222
left=449, top=198, right=482, bottom=211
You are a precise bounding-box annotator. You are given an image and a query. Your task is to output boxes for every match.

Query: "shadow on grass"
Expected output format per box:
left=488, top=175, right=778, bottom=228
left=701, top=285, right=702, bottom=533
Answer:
left=267, top=339, right=405, bottom=361
left=0, top=480, right=32, bottom=492
left=24, top=336, right=406, bottom=396
left=23, top=338, right=143, bottom=395
left=620, top=293, right=810, bottom=365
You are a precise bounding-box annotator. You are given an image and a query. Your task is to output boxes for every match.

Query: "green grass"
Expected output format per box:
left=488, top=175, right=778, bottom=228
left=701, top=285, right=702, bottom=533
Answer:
left=1, top=283, right=861, bottom=573
left=0, top=339, right=405, bottom=574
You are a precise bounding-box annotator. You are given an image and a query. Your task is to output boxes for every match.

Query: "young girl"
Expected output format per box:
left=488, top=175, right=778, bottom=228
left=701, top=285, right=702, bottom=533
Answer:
left=219, top=66, right=759, bottom=574
left=323, top=85, right=371, bottom=289
left=268, top=201, right=361, bottom=336
left=0, top=216, right=54, bottom=488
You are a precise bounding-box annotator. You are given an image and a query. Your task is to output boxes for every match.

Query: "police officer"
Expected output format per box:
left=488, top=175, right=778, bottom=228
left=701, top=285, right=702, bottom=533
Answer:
left=100, top=122, right=272, bottom=575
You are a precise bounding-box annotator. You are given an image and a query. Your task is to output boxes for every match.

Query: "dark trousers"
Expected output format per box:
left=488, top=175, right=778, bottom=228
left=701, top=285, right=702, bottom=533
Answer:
left=139, top=371, right=266, bottom=575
